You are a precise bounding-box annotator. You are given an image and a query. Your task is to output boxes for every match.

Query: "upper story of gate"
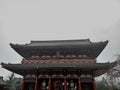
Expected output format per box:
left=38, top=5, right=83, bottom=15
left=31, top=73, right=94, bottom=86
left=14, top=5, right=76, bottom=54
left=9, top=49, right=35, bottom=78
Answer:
left=10, top=39, right=108, bottom=64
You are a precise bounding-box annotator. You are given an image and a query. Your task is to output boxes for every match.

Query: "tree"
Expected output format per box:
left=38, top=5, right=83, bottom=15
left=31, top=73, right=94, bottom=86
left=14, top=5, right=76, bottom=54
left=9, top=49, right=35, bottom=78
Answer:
left=97, top=55, right=120, bottom=90
left=6, top=72, right=15, bottom=90
left=5, top=72, right=22, bottom=90
left=96, top=77, right=109, bottom=90
left=106, top=55, right=120, bottom=89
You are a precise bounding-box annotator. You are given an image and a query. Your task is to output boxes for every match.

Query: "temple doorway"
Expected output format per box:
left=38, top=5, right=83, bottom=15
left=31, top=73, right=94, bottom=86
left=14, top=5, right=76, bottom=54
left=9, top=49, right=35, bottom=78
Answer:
left=24, top=82, right=35, bottom=90
left=67, top=79, right=78, bottom=90
left=51, top=79, right=64, bottom=90
left=38, top=79, right=49, bottom=90
left=81, top=82, right=94, bottom=90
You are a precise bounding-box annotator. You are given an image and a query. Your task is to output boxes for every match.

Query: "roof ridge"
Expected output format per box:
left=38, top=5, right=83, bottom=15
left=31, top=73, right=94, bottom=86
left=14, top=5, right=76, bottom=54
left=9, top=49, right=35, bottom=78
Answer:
left=31, top=39, right=90, bottom=43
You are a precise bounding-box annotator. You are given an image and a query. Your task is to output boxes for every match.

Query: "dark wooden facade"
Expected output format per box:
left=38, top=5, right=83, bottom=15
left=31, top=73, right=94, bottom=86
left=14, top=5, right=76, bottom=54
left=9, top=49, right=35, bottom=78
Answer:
left=1, top=39, right=116, bottom=90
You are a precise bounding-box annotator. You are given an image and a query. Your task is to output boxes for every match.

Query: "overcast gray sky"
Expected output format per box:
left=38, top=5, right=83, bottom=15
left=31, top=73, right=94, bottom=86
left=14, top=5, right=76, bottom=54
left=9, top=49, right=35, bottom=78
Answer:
left=0, top=0, right=120, bottom=78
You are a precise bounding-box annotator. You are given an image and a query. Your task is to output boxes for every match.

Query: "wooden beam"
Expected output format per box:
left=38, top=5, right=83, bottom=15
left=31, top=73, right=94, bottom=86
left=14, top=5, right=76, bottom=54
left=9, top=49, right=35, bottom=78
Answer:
left=48, top=77, right=51, bottom=90
left=20, top=79, right=25, bottom=90
left=93, top=78, right=96, bottom=90
left=78, top=77, right=82, bottom=90
left=64, top=76, right=67, bottom=90
left=34, top=77, right=38, bottom=90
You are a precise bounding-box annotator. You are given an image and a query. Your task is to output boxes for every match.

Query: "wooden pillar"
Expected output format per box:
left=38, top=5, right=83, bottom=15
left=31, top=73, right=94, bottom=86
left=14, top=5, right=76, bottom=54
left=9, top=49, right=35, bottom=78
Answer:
left=20, top=80, right=25, bottom=90
left=64, top=76, right=67, bottom=90
left=78, top=77, right=82, bottom=90
left=93, top=78, right=96, bottom=90
left=34, top=77, right=38, bottom=90
left=48, top=77, right=51, bottom=90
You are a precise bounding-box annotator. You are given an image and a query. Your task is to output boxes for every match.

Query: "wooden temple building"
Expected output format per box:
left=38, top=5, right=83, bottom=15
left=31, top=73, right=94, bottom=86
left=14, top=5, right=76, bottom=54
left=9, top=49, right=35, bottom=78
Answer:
left=1, top=39, right=116, bottom=90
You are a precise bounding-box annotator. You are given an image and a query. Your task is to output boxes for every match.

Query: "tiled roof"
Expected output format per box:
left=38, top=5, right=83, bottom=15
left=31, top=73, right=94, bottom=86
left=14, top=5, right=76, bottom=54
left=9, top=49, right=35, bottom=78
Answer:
left=9, top=39, right=108, bottom=59
left=1, top=62, right=113, bottom=69
left=10, top=39, right=108, bottom=47
left=1, top=61, right=116, bottom=77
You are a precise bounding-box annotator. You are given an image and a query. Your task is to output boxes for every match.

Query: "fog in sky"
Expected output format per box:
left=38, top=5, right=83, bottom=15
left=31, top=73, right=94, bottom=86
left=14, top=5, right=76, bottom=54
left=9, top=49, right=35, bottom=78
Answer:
left=0, top=0, right=120, bottom=78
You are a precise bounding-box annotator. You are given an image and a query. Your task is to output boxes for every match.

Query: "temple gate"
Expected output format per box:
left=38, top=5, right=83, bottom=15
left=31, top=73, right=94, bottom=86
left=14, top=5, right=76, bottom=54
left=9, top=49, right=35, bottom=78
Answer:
left=2, top=39, right=116, bottom=90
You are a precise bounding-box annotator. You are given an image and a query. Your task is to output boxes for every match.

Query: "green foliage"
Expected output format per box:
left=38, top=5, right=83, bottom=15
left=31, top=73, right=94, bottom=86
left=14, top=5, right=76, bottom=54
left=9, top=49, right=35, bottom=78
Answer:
left=6, top=73, right=15, bottom=90
left=96, top=77, right=120, bottom=90
left=5, top=73, right=22, bottom=90
left=96, top=77, right=109, bottom=90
